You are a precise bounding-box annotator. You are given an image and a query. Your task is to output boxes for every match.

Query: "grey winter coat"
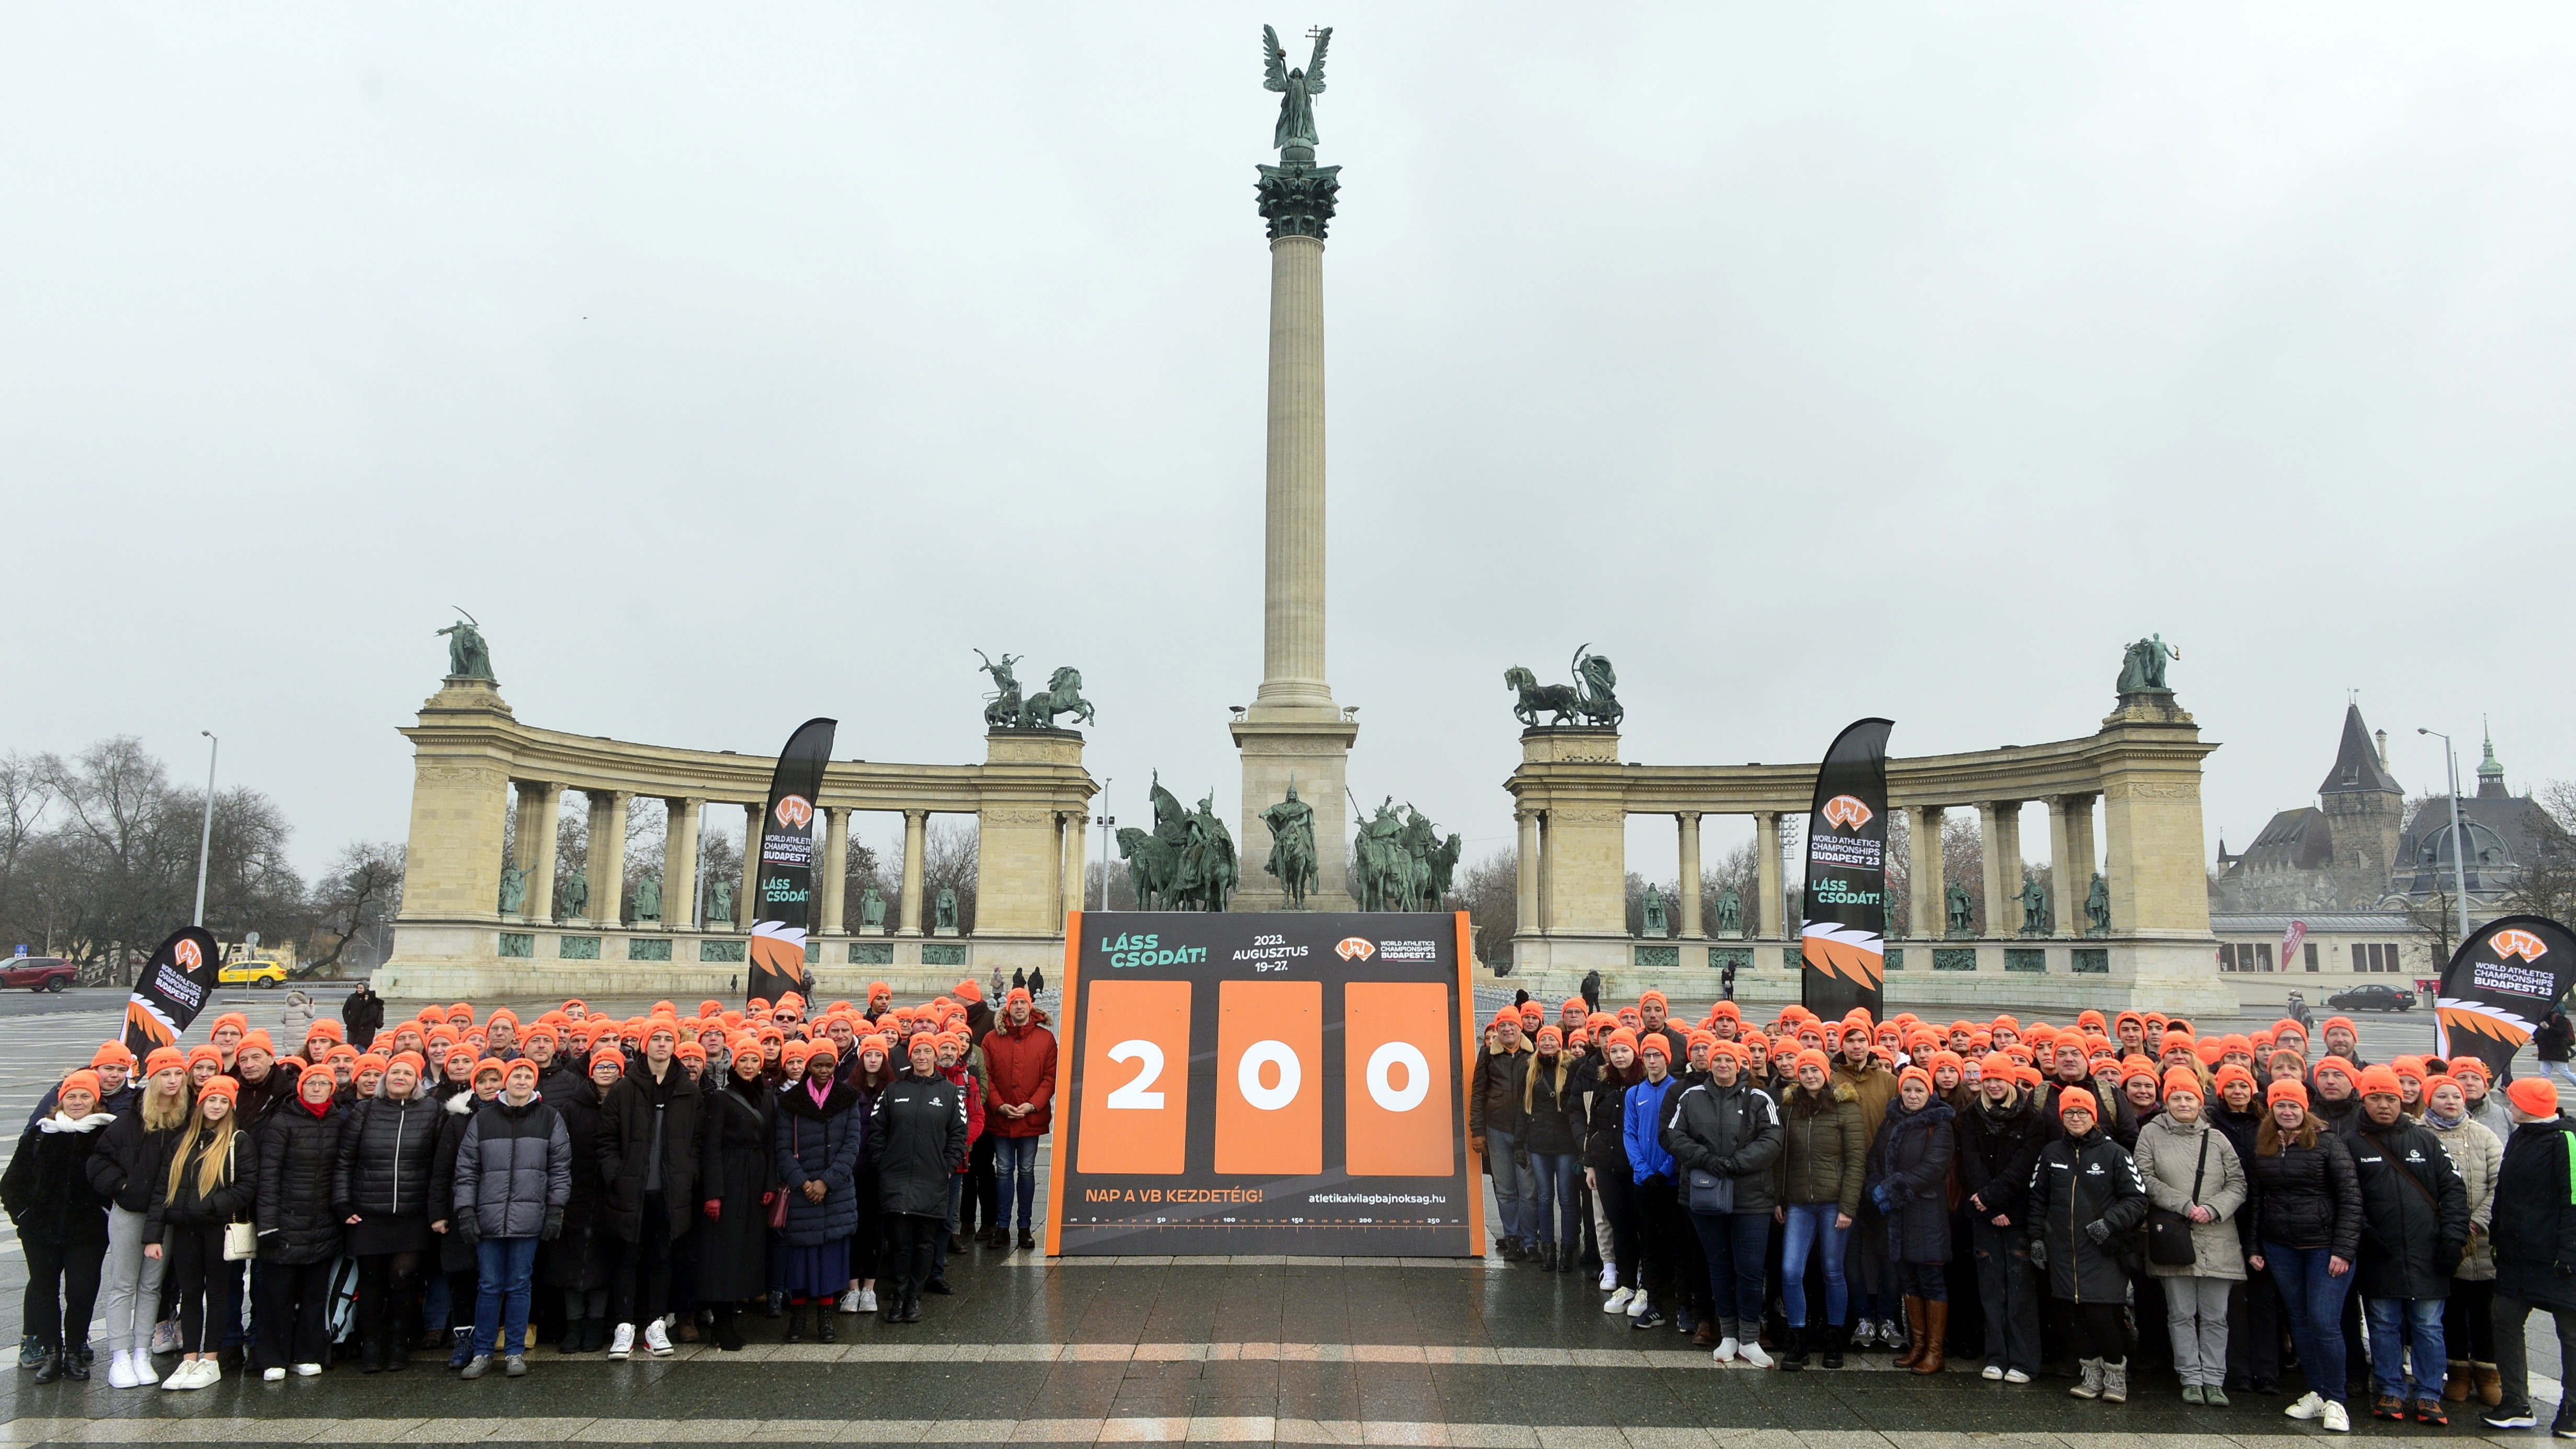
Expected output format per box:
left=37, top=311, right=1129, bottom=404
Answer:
left=453, top=1096, right=571, bottom=1239
left=2426, top=1113, right=2502, bottom=1281
left=2132, top=1112, right=2248, bottom=1281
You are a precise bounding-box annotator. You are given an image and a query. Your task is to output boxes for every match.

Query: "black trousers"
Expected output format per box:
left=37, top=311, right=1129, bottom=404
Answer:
left=355, top=1252, right=422, bottom=1359
left=611, top=1194, right=674, bottom=1328
left=2065, top=1298, right=2129, bottom=1363
left=964, top=1134, right=999, bottom=1235
left=2494, top=1291, right=2576, bottom=1410
left=882, top=1213, right=940, bottom=1304
left=2228, top=1268, right=2284, bottom=1387
left=21, top=1236, right=106, bottom=1353
left=1631, top=1177, right=1683, bottom=1313
left=165, top=1225, right=235, bottom=1354
left=254, top=1258, right=336, bottom=1370
left=1596, top=1171, right=1643, bottom=1293
left=2446, top=1278, right=2496, bottom=1362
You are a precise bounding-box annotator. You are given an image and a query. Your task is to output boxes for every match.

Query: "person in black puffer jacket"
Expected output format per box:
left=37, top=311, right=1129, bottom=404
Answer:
left=774, top=1041, right=864, bottom=1344
left=2246, top=1077, right=2362, bottom=1429
left=335, top=1053, right=441, bottom=1373
left=452, top=1060, right=570, bottom=1375
left=1576, top=1036, right=1645, bottom=1298
left=2486, top=1076, right=2576, bottom=1433
left=1520, top=1027, right=1588, bottom=1273
left=695, top=1042, right=774, bottom=1351
left=3, top=1069, right=114, bottom=1382
left=255, top=1063, right=348, bottom=1376
left=2341, top=1063, right=2468, bottom=1418
left=2026, top=1087, right=2148, bottom=1404
left=869, top=1034, right=967, bottom=1324
left=598, top=1019, right=700, bottom=1359
left=1866, top=1066, right=1956, bottom=1376
left=545, top=1050, right=624, bottom=1354
left=1956, top=1055, right=2046, bottom=1382
left=2209, top=1065, right=2281, bottom=1393
left=1661, top=1041, right=1782, bottom=1364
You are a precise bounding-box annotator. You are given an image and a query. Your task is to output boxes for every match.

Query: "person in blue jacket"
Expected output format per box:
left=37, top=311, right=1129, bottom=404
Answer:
left=1621, top=1034, right=1684, bottom=1330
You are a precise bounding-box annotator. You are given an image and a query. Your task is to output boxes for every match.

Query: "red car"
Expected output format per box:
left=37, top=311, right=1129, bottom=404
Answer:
left=0, top=956, right=75, bottom=992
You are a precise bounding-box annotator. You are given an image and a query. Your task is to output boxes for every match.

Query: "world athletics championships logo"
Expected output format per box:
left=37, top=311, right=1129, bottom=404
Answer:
left=2493, top=928, right=2550, bottom=963
left=1335, top=938, right=1376, bottom=962
left=174, top=939, right=203, bottom=971
left=774, top=795, right=814, bottom=830
left=1821, top=795, right=1873, bottom=831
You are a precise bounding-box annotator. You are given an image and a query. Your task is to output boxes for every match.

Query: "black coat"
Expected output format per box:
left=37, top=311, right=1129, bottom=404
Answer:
left=1956, top=1091, right=2046, bottom=1223
left=1470, top=1046, right=1531, bottom=1138
left=2, top=1116, right=112, bottom=1246
left=335, top=1094, right=441, bottom=1257
left=2026, top=1125, right=2148, bottom=1304
left=869, top=1071, right=967, bottom=1219
left=87, top=1109, right=180, bottom=1215
left=694, top=1079, right=774, bottom=1301
left=2247, top=1129, right=2361, bottom=1259
left=1573, top=1056, right=1641, bottom=1177
left=424, top=1091, right=487, bottom=1272
left=146, top=1128, right=251, bottom=1239
left=1659, top=1079, right=1782, bottom=1216
left=2492, top=1118, right=2576, bottom=1310
left=776, top=1079, right=865, bottom=1247
left=542, top=1082, right=615, bottom=1292
left=1520, top=1057, right=1586, bottom=1158
left=599, top=1062, right=701, bottom=1243
left=1867, top=1099, right=1956, bottom=1264
left=256, top=1100, right=347, bottom=1264
left=2340, top=1114, right=2469, bottom=1299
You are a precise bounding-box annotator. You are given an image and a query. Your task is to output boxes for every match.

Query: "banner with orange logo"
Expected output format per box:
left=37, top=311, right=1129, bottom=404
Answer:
left=1801, top=717, right=1893, bottom=1022
left=749, top=717, right=836, bottom=1006
left=1044, top=909, right=1477, bottom=1257
left=2435, top=914, right=2576, bottom=1081
left=123, top=926, right=222, bottom=1058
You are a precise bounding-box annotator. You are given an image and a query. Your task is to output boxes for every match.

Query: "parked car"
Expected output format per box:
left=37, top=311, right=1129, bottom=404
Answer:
left=2326, top=982, right=2416, bottom=1013
left=0, top=957, right=76, bottom=992
left=217, top=959, right=288, bottom=987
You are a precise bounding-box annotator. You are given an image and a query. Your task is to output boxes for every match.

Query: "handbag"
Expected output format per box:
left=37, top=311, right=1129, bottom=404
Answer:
left=223, top=1220, right=257, bottom=1261
left=769, top=1114, right=798, bottom=1229
left=2143, top=1130, right=2209, bottom=1268
left=1685, top=1168, right=1734, bottom=1215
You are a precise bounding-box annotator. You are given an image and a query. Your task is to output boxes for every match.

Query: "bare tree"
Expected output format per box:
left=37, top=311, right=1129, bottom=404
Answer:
left=306, top=841, right=405, bottom=975
left=2503, top=781, right=2576, bottom=927
left=1453, top=846, right=1516, bottom=967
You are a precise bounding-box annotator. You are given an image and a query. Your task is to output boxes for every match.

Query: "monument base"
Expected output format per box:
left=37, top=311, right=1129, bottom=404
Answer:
left=1230, top=707, right=1360, bottom=914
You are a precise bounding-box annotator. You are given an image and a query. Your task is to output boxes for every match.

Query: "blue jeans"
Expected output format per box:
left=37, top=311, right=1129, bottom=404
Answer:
left=1690, top=1210, right=1770, bottom=1331
left=2267, top=1242, right=2357, bottom=1404
left=1484, top=1130, right=1527, bottom=1243
left=995, top=1135, right=1042, bottom=1233
left=1528, top=1153, right=1581, bottom=1249
left=2365, top=1296, right=2447, bottom=1402
left=1779, top=1203, right=1848, bottom=1328
left=471, top=1237, right=540, bottom=1359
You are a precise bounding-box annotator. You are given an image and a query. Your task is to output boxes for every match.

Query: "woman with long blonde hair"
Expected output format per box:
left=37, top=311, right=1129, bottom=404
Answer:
left=89, top=1047, right=191, bottom=1388
left=144, top=1076, right=252, bottom=1390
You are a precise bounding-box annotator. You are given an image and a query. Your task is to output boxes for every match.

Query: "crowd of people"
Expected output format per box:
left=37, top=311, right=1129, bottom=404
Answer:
left=1472, top=990, right=2576, bottom=1435
left=2, top=980, right=1056, bottom=1386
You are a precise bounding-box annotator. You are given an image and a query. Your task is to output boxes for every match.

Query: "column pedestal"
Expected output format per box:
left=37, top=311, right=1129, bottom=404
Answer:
left=1232, top=711, right=1359, bottom=911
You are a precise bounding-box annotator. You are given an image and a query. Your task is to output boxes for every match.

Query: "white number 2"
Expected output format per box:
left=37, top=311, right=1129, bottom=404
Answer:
left=1103, top=1040, right=1166, bottom=1109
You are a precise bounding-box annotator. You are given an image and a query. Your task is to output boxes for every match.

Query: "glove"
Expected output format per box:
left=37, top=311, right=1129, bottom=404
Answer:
left=2084, top=1220, right=2111, bottom=1245
left=542, top=1207, right=564, bottom=1242
left=1869, top=1183, right=1895, bottom=1212
left=704, top=1199, right=723, bottom=1222
left=456, top=1215, right=481, bottom=1246
left=2027, top=1239, right=2046, bottom=1269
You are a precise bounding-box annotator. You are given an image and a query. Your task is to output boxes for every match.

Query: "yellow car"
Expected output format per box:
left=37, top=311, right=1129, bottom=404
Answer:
left=218, top=960, right=289, bottom=987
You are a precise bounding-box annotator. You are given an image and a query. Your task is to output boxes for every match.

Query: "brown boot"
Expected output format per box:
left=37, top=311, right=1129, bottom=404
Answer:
left=2444, top=1361, right=2472, bottom=1403
left=1913, top=1301, right=1947, bottom=1375
left=1892, top=1297, right=1927, bottom=1369
left=1692, top=1321, right=1717, bottom=1348
left=2474, top=1362, right=2504, bottom=1406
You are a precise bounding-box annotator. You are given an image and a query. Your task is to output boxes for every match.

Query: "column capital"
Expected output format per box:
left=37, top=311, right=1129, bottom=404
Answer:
left=1256, top=163, right=1340, bottom=240
left=1676, top=809, right=1701, bottom=824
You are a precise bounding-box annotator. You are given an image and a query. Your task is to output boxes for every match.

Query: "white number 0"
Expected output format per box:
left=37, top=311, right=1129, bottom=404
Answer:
left=1367, top=1041, right=1431, bottom=1112
left=1237, top=1040, right=1302, bottom=1110
left=1103, top=1040, right=1165, bottom=1109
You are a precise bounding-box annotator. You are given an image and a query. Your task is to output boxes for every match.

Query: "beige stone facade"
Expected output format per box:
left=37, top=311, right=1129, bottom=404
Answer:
left=376, top=678, right=1093, bottom=999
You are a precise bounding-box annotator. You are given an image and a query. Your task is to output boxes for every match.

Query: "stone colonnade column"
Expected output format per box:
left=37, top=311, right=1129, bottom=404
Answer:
left=1259, top=240, right=1329, bottom=704
left=738, top=804, right=762, bottom=932
left=521, top=783, right=563, bottom=922
left=1676, top=812, right=1703, bottom=938
left=1979, top=802, right=2020, bottom=935
left=818, top=807, right=849, bottom=935
left=1060, top=812, right=1086, bottom=924
left=1754, top=812, right=1783, bottom=939
left=1516, top=811, right=1540, bottom=938
left=899, top=810, right=928, bottom=937
left=587, top=790, right=628, bottom=925
left=2049, top=795, right=2096, bottom=937
left=1906, top=804, right=1943, bottom=939
left=663, top=798, right=701, bottom=929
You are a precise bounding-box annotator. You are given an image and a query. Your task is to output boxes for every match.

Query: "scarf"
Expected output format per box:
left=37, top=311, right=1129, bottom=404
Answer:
left=2426, top=1107, right=2465, bottom=1131
left=807, top=1078, right=833, bottom=1109
left=299, top=1092, right=333, bottom=1120
left=37, top=1112, right=113, bottom=1135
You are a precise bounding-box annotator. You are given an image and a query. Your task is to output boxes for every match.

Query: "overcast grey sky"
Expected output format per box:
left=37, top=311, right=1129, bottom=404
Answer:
left=7, top=5, right=2572, bottom=887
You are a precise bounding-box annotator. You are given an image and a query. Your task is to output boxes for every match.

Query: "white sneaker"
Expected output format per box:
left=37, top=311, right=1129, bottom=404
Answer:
left=1626, top=1291, right=1651, bottom=1317
left=607, top=1322, right=635, bottom=1361
left=107, top=1351, right=137, bottom=1389
left=1603, top=1287, right=1634, bottom=1314
left=2321, top=1401, right=2350, bottom=1433
left=293, top=1361, right=321, bottom=1377
left=161, top=1360, right=191, bottom=1390
left=1597, top=1263, right=1618, bottom=1291
left=1712, top=1336, right=1738, bottom=1363
left=261, top=1366, right=285, bottom=1382
left=1980, top=1364, right=2003, bottom=1381
left=191, top=1359, right=220, bottom=1388
left=130, top=1355, right=159, bottom=1386
left=856, top=1288, right=878, bottom=1314
left=642, top=1319, right=673, bottom=1357
left=837, top=1287, right=861, bottom=1314
left=2286, top=1391, right=2327, bottom=1420
left=2003, top=1369, right=2031, bottom=1384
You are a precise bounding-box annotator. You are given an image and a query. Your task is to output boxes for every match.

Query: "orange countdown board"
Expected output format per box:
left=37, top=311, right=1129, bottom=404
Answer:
left=1044, top=911, right=1478, bottom=1257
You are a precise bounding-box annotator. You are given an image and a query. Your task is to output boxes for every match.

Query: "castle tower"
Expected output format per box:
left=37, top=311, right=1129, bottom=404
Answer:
left=2317, top=703, right=2404, bottom=905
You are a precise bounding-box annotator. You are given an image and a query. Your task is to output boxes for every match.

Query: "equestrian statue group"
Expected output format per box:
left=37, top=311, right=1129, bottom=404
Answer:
left=1117, top=774, right=1240, bottom=913
left=1505, top=643, right=1622, bottom=729
left=976, top=650, right=1096, bottom=731
left=1350, top=795, right=1463, bottom=914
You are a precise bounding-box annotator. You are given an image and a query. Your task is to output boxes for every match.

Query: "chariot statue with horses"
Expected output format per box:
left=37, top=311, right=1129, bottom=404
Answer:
left=975, top=651, right=1096, bottom=731
left=1504, top=643, right=1622, bottom=728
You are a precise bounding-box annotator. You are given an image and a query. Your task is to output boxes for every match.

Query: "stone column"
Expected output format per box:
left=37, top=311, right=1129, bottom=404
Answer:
left=1907, top=804, right=1944, bottom=939
left=584, top=791, right=627, bottom=926
left=1516, top=811, right=1540, bottom=937
left=1537, top=813, right=1555, bottom=931
left=1754, top=812, right=1783, bottom=939
left=2049, top=795, right=2095, bottom=938
left=1060, top=811, right=1086, bottom=925
left=818, top=806, right=848, bottom=935
left=898, top=810, right=927, bottom=937
left=1979, top=802, right=2021, bottom=937
left=1676, top=812, right=1704, bottom=938
left=662, top=798, right=701, bottom=930
left=738, top=803, right=762, bottom=933
left=522, top=783, right=563, bottom=923
left=1258, top=239, right=1329, bottom=705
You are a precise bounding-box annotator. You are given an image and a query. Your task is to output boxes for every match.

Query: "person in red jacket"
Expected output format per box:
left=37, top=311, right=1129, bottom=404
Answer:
left=981, top=988, right=1058, bottom=1251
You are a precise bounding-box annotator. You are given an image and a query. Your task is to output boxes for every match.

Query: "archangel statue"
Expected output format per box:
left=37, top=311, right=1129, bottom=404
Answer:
left=1262, top=25, right=1331, bottom=153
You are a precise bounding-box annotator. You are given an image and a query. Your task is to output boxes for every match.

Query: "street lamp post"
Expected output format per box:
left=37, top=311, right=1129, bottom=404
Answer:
left=2419, top=728, right=2474, bottom=948
left=191, top=731, right=218, bottom=927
